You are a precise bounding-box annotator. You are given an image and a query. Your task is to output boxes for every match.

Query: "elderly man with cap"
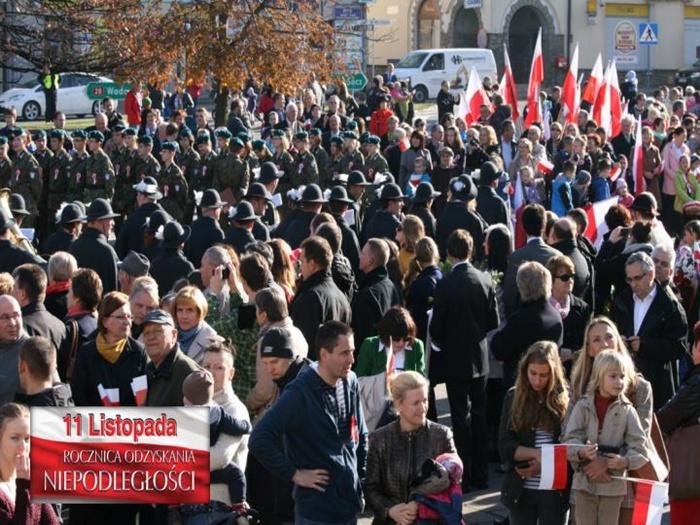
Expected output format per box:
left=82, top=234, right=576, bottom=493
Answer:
left=185, top=189, right=226, bottom=266
left=362, top=182, right=404, bottom=243
left=46, top=129, right=72, bottom=222
left=281, top=184, right=326, bottom=250
left=8, top=128, right=41, bottom=227
left=117, top=251, right=150, bottom=296
left=257, top=162, right=283, bottom=228
left=66, top=130, right=89, bottom=202
left=291, top=131, right=319, bottom=187
left=143, top=309, right=199, bottom=407
left=0, top=207, right=43, bottom=273
left=40, top=203, right=85, bottom=257
left=193, top=132, right=217, bottom=193
left=83, top=130, right=115, bottom=202
left=9, top=194, right=29, bottom=228
left=158, top=141, right=188, bottom=223
left=436, top=174, right=487, bottom=261
left=0, top=295, right=29, bottom=404
left=327, top=185, right=361, bottom=272
left=225, top=201, right=258, bottom=255
left=407, top=181, right=440, bottom=239
left=115, top=176, right=164, bottom=259
left=0, top=137, right=10, bottom=188
left=244, top=183, right=272, bottom=242
left=70, top=198, right=120, bottom=294
left=150, top=222, right=195, bottom=296
left=475, top=161, right=509, bottom=227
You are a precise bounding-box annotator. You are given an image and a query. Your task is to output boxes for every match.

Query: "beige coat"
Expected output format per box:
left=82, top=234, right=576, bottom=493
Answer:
left=563, top=394, right=648, bottom=496
left=186, top=321, right=224, bottom=364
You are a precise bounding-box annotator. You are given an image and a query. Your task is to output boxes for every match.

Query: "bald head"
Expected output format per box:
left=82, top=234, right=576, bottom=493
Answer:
left=0, top=294, right=22, bottom=342
left=550, top=217, right=575, bottom=244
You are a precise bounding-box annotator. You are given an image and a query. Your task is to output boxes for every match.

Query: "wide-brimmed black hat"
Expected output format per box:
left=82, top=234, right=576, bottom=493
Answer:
left=9, top=194, right=29, bottom=216
left=258, top=162, right=283, bottom=184
left=328, top=185, right=354, bottom=204
left=478, top=161, right=500, bottom=186
left=246, top=182, right=272, bottom=201
left=87, top=198, right=120, bottom=221
left=347, top=170, right=370, bottom=186
left=200, top=189, right=224, bottom=209
left=450, top=175, right=477, bottom=201
left=144, top=210, right=170, bottom=234
left=132, top=176, right=162, bottom=200
left=229, top=201, right=258, bottom=221
left=412, top=182, right=441, bottom=203
left=379, top=183, right=404, bottom=201
left=0, top=207, right=16, bottom=231
left=118, top=250, right=150, bottom=277
left=56, top=203, right=87, bottom=225
left=161, top=221, right=191, bottom=247
left=629, top=192, right=659, bottom=215
left=300, top=184, right=326, bottom=203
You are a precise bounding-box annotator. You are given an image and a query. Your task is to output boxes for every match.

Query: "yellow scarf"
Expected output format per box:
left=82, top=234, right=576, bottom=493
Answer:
left=96, top=333, right=127, bottom=364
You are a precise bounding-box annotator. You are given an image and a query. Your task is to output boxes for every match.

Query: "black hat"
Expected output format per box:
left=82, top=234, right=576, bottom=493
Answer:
left=329, top=185, right=354, bottom=204
left=630, top=192, right=659, bottom=215
left=229, top=201, right=258, bottom=221
left=0, top=207, right=16, bottom=231
left=258, top=162, right=283, bottom=184
left=259, top=327, right=295, bottom=359
left=380, top=183, right=404, bottom=201
left=143, top=309, right=175, bottom=327
left=200, top=189, right=225, bottom=209
left=9, top=194, right=29, bottom=216
left=348, top=170, right=370, bottom=186
left=132, top=176, right=162, bottom=200
left=87, top=198, right=119, bottom=221
left=450, top=175, right=477, bottom=201
left=118, top=250, right=150, bottom=277
left=412, top=182, right=441, bottom=203
left=144, top=209, right=170, bottom=234
left=161, top=221, right=191, bottom=247
left=246, top=182, right=272, bottom=201
left=137, top=135, right=153, bottom=145
left=56, top=203, right=86, bottom=225
left=300, top=184, right=326, bottom=203
left=478, top=161, right=500, bottom=186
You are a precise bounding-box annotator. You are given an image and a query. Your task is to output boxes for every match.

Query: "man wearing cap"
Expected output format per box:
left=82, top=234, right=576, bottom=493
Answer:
left=362, top=183, right=404, bottom=243
left=0, top=137, right=11, bottom=188
left=83, top=130, right=115, bottom=202
left=282, top=184, right=326, bottom=250
left=339, top=131, right=364, bottom=175
left=362, top=135, right=388, bottom=182
left=9, top=129, right=41, bottom=227
left=46, top=130, right=71, bottom=224
left=40, top=203, right=85, bottom=257
left=192, top=132, right=217, bottom=193
left=117, top=251, right=150, bottom=296
left=69, top=198, right=120, bottom=294
left=292, top=131, right=319, bottom=188
left=475, top=161, right=509, bottom=227
left=115, top=176, right=165, bottom=259
left=66, top=130, right=88, bottom=202
left=143, top=309, right=199, bottom=407
left=158, top=142, right=188, bottom=223
left=32, top=130, right=53, bottom=236
left=408, top=182, right=440, bottom=239
left=309, top=129, right=330, bottom=187
left=327, top=186, right=361, bottom=272
left=436, top=174, right=487, bottom=261
left=9, top=194, right=29, bottom=229
left=107, top=125, right=127, bottom=206
left=0, top=208, right=44, bottom=273
left=244, top=183, right=273, bottom=243
left=212, top=132, right=250, bottom=205
left=133, top=135, right=161, bottom=186
left=225, top=201, right=258, bottom=255
left=185, top=189, right=226, bottom=266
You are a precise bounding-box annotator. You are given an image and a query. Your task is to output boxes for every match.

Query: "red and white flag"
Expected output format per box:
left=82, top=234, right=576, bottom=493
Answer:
left=561, top=44, right=579, bottom=124
left=537, top=158, right=554, bottom=175
left=131, top=374, right=148, bottom=407
left=98, top=383, right=120, bottom=407
left=584, top=197, right=618, bottom=248
left=499, top=44, right=520, bottom=121
left=609, top=61, right=623, bottom=137
left=632, top=116, right=645, bottom=194
left=594, top=63, right=613, bottom=136
left=457, top=67, right=489, bottom=126
left=524, top=28, right=544, bottom=128
left=582, top=53, right=603, bottom=106
left=609, top=164, right=622, bottom=183
left=631, top=480, right=668, bottom=525
left=538, top=444, right=568, bottom=490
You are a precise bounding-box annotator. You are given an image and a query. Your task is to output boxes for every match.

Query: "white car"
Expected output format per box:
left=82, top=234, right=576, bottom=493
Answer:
left=0, top=73, right=113, bottom=121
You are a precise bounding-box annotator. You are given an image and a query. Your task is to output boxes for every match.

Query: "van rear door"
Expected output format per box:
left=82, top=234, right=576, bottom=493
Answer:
left=422, top=52, right=446, bottom=98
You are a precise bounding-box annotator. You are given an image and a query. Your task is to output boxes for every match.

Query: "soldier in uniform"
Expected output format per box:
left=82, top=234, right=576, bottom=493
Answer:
left=84, top=130, right=116, bottom=203
left=115, top=127, right=140, bottom=218
left=212, top=132, right=249, bottom=204
left=46, top=130, right=72, bottom=228
left=184, top=189, right=225, bottom=267
left=251, top=139, right=273, bottom=165
left=339, top=131, right=365, bottom=174
left=362, top=135, right=389, bottom=183
left=292, top=131, right=319, bottom=187
left=32, top=130, right=53, bottom=239
left=158, top=142, right=188, bottom=223
left=66, top=130, right=89, bottom=203
left=8, top=129, right=41, bottom=227
left=133, top=135, right=161, bottom=183
left=309, top=128, right=330, bottom=188
left=238, top=131, right=259, bottom=173
left=193, top=133, right=217, bottom=193
left=327, top=136, right=344, bottom=185
left=176, top=127, right=200, bottom=223
left=0, top=137, right=11, bottom=188
left=271, top=129, right=296, bottom=197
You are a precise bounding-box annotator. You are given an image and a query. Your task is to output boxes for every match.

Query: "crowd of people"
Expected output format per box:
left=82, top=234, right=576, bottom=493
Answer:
left=0, top=69, right=696, bottom=525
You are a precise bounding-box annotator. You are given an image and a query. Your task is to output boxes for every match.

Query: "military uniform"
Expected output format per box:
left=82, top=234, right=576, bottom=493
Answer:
left=212, top=152, right=250, bottom=202
left=274, top=150, right=296, bottom=196
left=133, top=153, right=160, bottom=183
left=363, top=152, right=389, bottom=181
left=46, top=148, right=72, bottom=214
left=339, top=149, right=364, bottom=174
left=292, top=150, right=319, bottom=187
left=0, top=157, right=12, bottom=188
left=158, top=163, right=188, bottom=223
left=176, top=147, right=200, bottom=183
left=9, top=150, right=42, bottom=225
left=66, top=150, right=89, bottom=202
left=244, top=151, right=259, bottom=172
left=312, top=145, right=330, bottom=188
left=84, top=149, right=115, bottom=202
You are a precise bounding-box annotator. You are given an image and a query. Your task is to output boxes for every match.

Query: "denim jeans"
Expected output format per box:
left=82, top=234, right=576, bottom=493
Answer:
left=294, top=508, right=357, bottom=525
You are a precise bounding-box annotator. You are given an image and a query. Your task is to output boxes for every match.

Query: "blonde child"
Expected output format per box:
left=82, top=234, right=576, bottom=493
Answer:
left=563, top=350, right=648, bottom=525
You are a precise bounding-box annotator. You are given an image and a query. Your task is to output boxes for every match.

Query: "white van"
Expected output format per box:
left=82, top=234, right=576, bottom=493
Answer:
left=394, top=48, right=497, bottom=103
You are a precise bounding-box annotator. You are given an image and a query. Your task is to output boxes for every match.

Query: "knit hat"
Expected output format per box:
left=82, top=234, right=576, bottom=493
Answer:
left=183, top=369, right=214, bottom=405
left=260, top=327, right=294, bottom=359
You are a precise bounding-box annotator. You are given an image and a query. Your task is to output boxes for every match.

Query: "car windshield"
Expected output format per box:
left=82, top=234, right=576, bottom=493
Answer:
left=397, top=52, right=428, bottom=69
left=18, top=79, right=38, bottom=89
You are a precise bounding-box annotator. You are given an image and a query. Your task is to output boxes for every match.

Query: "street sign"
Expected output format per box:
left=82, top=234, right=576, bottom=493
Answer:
left=464, top=0, right=482, bottom=8
left=86, top=82, right=132, bottom=100
left=334, top=6, right=363, bottom=20
left=362, top=18, right=391, bottom=26
left=345, top=72, right=368, bottom=91
left=639, top=23, right=658, bottom=45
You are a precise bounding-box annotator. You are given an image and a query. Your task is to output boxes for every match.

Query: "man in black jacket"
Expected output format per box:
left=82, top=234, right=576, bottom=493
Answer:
left=150, top=222, right=195, bottom=297
left=0, top=207, right=44, bottom=274
left=327, top=185, right=361, bottom=273
left=475, top=161, right=509, bottom=227
left=611, top=252, right=688, bottom=408
left=436, top=174, right=487, bottom=261
left=115, top=176, right=165, bottom=259
left=362, top=183, right=403, bottom=243
left=225, top=201, right=257, bottom=256
left=290, top=237, right=351, bottom=360
left=548, top=217, right=592, bottom=301
left=430, top=229, right=499, bottom=491
left=351, top=238, right=400, bottom=348
left=282, top=184, right=325, bottom=250
left=12, top=263, right=66, bottom=354
left=185, top=189, right=226, bottom=266
left=15, top=336, right=72, bottom=406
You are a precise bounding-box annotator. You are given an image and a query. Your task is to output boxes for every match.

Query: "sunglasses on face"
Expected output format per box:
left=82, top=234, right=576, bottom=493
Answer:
left=556, top=274, right=573, bottom=282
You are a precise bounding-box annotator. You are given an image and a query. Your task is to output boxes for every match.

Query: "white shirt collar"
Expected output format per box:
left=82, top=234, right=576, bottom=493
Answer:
left=633, top=283, right=657, bottom=304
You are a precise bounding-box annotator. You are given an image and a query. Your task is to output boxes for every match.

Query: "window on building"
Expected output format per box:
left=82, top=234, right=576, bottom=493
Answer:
left=418, top=0, right=440, bottom=50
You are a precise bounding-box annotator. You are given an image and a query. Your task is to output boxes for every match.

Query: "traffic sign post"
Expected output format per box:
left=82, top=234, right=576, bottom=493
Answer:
left=86, top=82, right=132, bottom=100
left=344, top=72, right=368, bottom=92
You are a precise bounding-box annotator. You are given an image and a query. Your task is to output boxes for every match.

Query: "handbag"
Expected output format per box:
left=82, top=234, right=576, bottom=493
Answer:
left=666, top=423, right=700, bottom=500
left=629, top=413, right=670, bottom=482
left=358, top=372, right=388, bottom=432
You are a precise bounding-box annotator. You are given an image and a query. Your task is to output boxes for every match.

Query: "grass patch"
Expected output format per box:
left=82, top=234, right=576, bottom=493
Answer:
left=413, top=102, right=433, bottom=112
left=15, top=118, right=94, bottom=131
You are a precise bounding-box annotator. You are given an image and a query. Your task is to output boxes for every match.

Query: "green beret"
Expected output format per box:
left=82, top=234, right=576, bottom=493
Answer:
left=113, top=123, right=126, bottom=133
left=367, top=135, right=381, bottom=145
left=160, top=141, right=178, bottom=152
left=71, top=130, right=87, bottom=139
left=236, top=131, right=251, bottom=142
left=87, top=130, right=104, bottom=142
left=230, top=137, right=245, bottom=150
left=32, top=129, right=46, bottom=140
left=195, top=133, right=210, bottom=145
left=0, top=137, right=7, bottom=146
left=215, top=129, right=232, bottom=139
left=123, top=127, right=137, bottom=137
left=11, top=128, right=24, bottom=138
left=271, top=129, right=286, bottom=138
left=47, top=129, right=64, bottom=140
left=178, top=127, right=194, bottom=139
left=309, top=128, right=322, bottom=137
left=294, top=131, right=309, bottom=140
left=252, top=139, right=266, bottom=150
left=137, top=135, right=153, bottom=145
left=346, top=120, right=358, bottom=131
left=330, top=136, right=343, bottom=146
left=342, top=131, right=358, bottom=140
left=359, top=132, right=370, bottom=144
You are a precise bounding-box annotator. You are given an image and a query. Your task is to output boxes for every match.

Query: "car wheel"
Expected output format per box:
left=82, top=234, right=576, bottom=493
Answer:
left=92, top=100, right=102, bottom=116
left=21, top=101, right=41, bottom=121
left=413, top=85, right=429, bottom=103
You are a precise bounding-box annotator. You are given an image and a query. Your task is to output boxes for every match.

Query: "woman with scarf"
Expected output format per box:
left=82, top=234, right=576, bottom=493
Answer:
left=45, top=251, right=76, bottom=320
left=171, top=286, right=223, bottom=364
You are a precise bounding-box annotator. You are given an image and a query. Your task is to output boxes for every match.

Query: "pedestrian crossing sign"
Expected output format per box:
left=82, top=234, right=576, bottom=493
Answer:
left=639, top=23, right=658, bottom=45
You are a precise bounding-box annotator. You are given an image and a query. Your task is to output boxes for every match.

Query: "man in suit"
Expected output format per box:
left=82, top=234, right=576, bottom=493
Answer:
left=430, top=229, right=499, bottom=491
left=548, top=217, right=592, bottom=301
left=503, top=204, right=561, bottom=316
left=611, top=252, right=688, bottom=408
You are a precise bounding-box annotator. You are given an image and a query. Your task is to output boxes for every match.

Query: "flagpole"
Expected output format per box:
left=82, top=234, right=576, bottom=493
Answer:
left=611, top=476, right=669, bottom=487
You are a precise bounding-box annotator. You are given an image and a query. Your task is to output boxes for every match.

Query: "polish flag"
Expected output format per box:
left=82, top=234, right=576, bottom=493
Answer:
left=609, top=61, right=623, bottom=137
left=561, top=44, right=579, bottom=124
left=537, top=158, right=554, bottom=175
left=98, top=383, right=120, bottom=407
left=631, top=480, right=668, bottom=525
left=584, top=196, right=618, bottom=249
left=524, top=28, right=544, bottom=128
left=582, top=53, right=603, bottom=106
left=594, top=63, right=613, bottom=136
left=458, top=67, right=489, bottom=126
left=632, top=116, right=646, bottom=194
left=499, top=44, right=520, bottom=120
left=609, top=164, right=622, bottom=183
left=131, top=374, right=148, bottom=407
left=538, top=445, right=568, bottom=490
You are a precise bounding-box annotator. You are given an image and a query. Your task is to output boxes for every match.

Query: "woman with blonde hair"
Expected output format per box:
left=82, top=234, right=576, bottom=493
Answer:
left=395, top=214, right=425, bottom=287
left=171, top=285, right=223, bottom=363
left=499, top=341, right=570, bottom=525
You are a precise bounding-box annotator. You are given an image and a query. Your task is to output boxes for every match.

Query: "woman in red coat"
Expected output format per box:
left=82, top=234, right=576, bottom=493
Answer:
left=369, top=95, right=394, bottom=140
left=124, top=82, right=142, bottom=126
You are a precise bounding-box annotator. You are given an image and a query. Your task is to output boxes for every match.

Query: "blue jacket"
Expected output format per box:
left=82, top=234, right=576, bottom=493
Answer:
left=249, top=366, right=368, bottom=522
left=551, top=174, right=573, bottom=217
left=591, top=176, right=611, bottom=203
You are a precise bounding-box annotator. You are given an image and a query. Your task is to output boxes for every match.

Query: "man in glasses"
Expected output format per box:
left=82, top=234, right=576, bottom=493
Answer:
left=651, top=244, right=677, bottom=295
left=0, top=294, right=29, bottom=404
left=611, top=251, right=688, bottom=409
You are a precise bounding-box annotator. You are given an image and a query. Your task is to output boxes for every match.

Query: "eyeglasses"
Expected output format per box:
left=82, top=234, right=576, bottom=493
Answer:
left=555, top=274, right=573, bottom=282
left=0, top=313, right=20, bottom=322
left=109, top=314, right=133, bottom=321
left=625, top=273, right=647, bottom=283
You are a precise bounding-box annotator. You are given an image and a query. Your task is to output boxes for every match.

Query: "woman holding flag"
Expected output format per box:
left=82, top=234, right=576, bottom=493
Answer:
left=498, top=341, right=570, bottom=525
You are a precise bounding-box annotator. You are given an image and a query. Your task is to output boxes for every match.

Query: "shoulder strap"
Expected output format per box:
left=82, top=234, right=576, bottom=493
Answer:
left=65, top=320, right=80, bottom=382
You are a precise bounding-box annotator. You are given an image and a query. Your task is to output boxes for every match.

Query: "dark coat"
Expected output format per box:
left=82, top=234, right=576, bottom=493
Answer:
left=252, top=219, right=270, bottom=242
left=351, top=266, right=401, bottom=348
left=44, top=289, right=68, bottom=321
left=69, top=226, right=119, bottom=294
left=611, top=283, right=689, bottom=408
left=14, top=383, right=74, bottom=407
left=405, top=264, right=442, bottom=343
left=491, top=298, right=563, bottom=387
left=333, top=215, right=361, bottom=274
left=476, top=186, right=509, bottom=227
left=225, top=225, right=255, bottom=256
left=115, top=202, right=164, bottom=259
left=271, top=208, right=300, bottom=242
left=150, top=248, right=195, bottom=296
left=657, top=363, right=700, bottom=435
left=282, top=209, right=316, bottom=250
left=562, top=294, right=592, bottom=352
left=611, top=132, right=635, bottom=160
left=363, top=209, right=401, bottom=244
left=435, top=201, right=488, bottom=262
left=407, top=203, right=437, bottom=239
left=185, top=215, right=225, bottom=267
left=331, top=254, right=357, bottom=303
left=430, top=262, right=499, bottom=380
left=21, top=302, right=66, bottom=353
left=71, top=336, right=148, bottom=406
left=0, top=239, right=44, bottom=274
left=551, top=238, right=592, bottom=301
left=145, top=346, right=199, bottom=407
left=40, top=229, right=74, bottom=258
left=59, top=312, right=98, bottom=381
left=290, top=269, right=351, bottom=360
left=595, top=241, right=653, bottom=311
